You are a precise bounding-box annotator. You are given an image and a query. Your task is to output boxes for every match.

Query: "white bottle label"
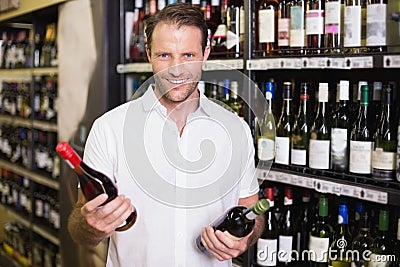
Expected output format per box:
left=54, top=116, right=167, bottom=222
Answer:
left=366, top=4, right=386, bottom=46
left=372, top=148, right=396, bottom=170
left=275, top=136, right=290, bottom=165
left=325, top=1, right=341, bottom=34
left=344, top=6, right=362, bottom=47
left=258, top=138, right=275, bottom=161
left=309, top=140, right=330, bottom=169
left=291, top=148, right=307, bottom=166
left=257, top=238, right=278, bottom=266
left=290, top=6, right=305, bottom=47
left=331, top=128, right=348, bottom=163
left=278, top=18, right=290, bottom=46
left=259, top=9, right=275, bottom=43
left=350, top=140, right=372, bottom=174
left=278, top=235, right=293, bottom=262
left=306, top=10, right=324, bottom=35
left=309, top=235, right=329, bottom=262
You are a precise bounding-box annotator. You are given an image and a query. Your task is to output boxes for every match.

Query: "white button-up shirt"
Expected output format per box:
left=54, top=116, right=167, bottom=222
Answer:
left=83, top=86, right=259, bottom=267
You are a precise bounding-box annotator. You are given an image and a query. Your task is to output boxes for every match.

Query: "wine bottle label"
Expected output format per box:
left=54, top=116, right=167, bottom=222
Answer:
left=258, top=138, right=275, bottom=161
left=35, top=199, right=43, bottom=217
left=257, top=238, right=278, bottom=266
left=366, top=4, right=386, bottom=46
left=344, top=6, right=362, bottom=47
left=309, top=140, right=330, bottom=169
left=369, top=253, right=390, bottom=267
left=350, top=141, right=372, bottom=174
left=278, top=235, right=293, bottom=262
left=325, top=2, right=340, bottom=34
left=227, top=30, right=239, bottom=50
left=331, top=128, right=348, bottom=168
left=306, top=10, right=324, bottom=35
left=214, top=24, right=227, bottom=38
left=291, top=148, right=307, bottom=166
left=309, top=235, right=329, bottom=262
left=290, top=6, right=305, bottom=47
left=259, top=9, right=275, bottom=43
left=372, top=148, right=396, bottom=170
left=240, top=7, right=245, bottom=35
left=278, top=18, right=290, bottom=46
left=211, top=0, right=219, bottom=6
left=275, top=136, right=290, bottom=165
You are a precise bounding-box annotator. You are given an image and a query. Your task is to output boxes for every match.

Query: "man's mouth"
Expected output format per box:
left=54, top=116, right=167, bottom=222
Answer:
left=168, top=79, right=188, bottom=85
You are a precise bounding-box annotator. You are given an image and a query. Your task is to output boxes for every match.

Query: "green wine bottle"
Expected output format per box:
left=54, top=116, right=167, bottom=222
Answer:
left=351, top=211, right=373, bottom=267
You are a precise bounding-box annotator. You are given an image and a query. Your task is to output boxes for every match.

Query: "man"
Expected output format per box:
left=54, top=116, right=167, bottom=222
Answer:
left=68, top=3, right=264, bottom=266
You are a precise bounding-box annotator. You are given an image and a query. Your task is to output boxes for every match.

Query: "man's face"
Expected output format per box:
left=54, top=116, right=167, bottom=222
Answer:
left=146, top=22, right=210, bottom=103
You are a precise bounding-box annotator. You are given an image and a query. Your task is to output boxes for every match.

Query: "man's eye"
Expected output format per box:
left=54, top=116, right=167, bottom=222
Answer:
left=185, top=53, right=194, bottom=58
left=160, top=54, right=168, bottom=58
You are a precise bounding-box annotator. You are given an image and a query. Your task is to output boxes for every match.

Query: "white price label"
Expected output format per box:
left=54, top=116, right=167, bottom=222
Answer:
left=346, top=56, right=373, bottom=69
left=302, top=57, right=328, bottom=69
left=326, top=57, right=345, bottom=69
left=290, top=175, right=298, bottom=185
left=204, top=59, right=243, bottom=70
left=247, top=60, right=261, bottom=70
left=305, top=178, right=314, bottom=188
left=117, top=63, right=152, bottom=73
left=281, top=58, right=301, bottom=69
left=383, top=55, right=400, bottom=68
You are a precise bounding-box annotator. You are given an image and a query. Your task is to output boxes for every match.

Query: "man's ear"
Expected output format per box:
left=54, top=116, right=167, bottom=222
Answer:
left=146, top=44, right=151, bottom=62
left=203, top=45, right=211, bottom=62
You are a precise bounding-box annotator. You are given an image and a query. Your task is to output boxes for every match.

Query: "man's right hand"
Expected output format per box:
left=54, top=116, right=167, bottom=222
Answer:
left=80, top=193, right=134, bottom=236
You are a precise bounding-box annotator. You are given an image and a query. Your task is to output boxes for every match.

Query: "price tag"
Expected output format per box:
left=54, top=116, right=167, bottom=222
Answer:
left=117, top=63, right=152, bottom=73
left=269, top=58, right=281, bottom=69
left=383, top=55, right=400, bottom=68
left=290, top=175, right=298, bottom=185
left=280, top=58, right=301, bottom=69
left=341, top=185, right=352, bottom=197
left=332, top=184, right=341, bottom=195
left=280, top=174, right=290, bottom=183
left=305, top=177, right=314, bottom=188
left=267, top=171, right=277, bottom=181
left=247, top=60, right=260, bottom=70
left=204, top=59, right=244, bottom=70
left=346, top=56, right=373, bottom=69
left=326, top=57, right=346, bottom=69
left=314, top=180, right=334, bottom=193
left=302, top=57, right=328, bottom=69
left=275, top=173, right=285, bottom=182
left=359, top=189, right=388, bottom=204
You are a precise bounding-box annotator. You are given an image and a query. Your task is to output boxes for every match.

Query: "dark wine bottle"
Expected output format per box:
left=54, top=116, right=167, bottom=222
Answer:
left=351, top=211, right=373, bottom=267
left=278, top=186, right=295, bottom=265
left=369, top=210, right=394, bottom=266
left=56, top=142, right=137, bottom=232
left=196, top=198, right=269, bottom=253
left=294, top=189, right=311, bottom=263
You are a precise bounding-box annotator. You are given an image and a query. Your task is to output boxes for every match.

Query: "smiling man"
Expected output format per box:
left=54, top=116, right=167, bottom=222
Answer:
left=67, top=3, right=264, bottom=267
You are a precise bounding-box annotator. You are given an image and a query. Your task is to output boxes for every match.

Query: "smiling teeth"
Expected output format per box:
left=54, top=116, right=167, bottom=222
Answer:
left=169, top=79, right=186, bottom=84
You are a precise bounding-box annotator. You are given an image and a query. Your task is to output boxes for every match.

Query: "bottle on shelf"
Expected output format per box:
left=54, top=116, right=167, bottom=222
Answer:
left=343, top=0, right=363, bottom=54
left=257, top=187, right=278, bottom=266
left=372, top=83, right=397, bottom=182
left=229, top=80, right=244, bottom=119
left=351, top=210, right=373, bottom=267
left=56, top=142, right=137, bottom=231
left=291, top=82, right=311, bottom=168
left=257, top=0, right=279, bottom=56
left=328, top=203, right=352, bottom=267
left=309, top=82, right=331, bottom=171
left=305, top=0, right=325, bottom=54
left=196, top=198, right=269, bottom=253
left=369, top=209, right=394, bottom=266
left=277, top=0, right=290, bottom=54
left=275, top=82, right=293, bottom=166
left=331, top=80, right=350, bottom=173
left=309, top=195, right=334, bottom=267
left=289, top=0, right=306, bottom=54
left=41, top=23, right=57, bottom=67
left=257, top=81, right=276, bottom=170
left=349, top=84, right=373, bottom=177
left=366, top=0, right=387, bottom=53
left=324, top=0, right=342, bottom=53
left=226, top=0, right=244, bottom=58
left=278, top=186, right=295, bottom=265
left=294, top=189, right=311, bottom=264
left=395, top=218, right=400, bottom=267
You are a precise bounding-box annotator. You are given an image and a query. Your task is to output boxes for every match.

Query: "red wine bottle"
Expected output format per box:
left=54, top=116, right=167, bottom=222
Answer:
left=56, top=142, right=137, bottom=231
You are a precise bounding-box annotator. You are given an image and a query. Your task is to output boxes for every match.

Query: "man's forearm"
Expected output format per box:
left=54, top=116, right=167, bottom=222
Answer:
left=247, top=215, right=265, bottom=247
left=68, top=203, right=107, bottom=247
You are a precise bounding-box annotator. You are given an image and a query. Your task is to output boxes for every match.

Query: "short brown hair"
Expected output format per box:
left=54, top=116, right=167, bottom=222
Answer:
left=145, top=3, right=208, bottom=53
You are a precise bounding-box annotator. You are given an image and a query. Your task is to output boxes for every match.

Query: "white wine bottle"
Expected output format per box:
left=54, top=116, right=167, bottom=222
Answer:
left=196, top=198, right=269, bottom=253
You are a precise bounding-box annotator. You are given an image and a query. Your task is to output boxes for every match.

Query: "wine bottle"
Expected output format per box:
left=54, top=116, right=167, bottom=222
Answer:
left=343, top=0, right=362, bottom=54
left=196, top=198, right=270, bottom=253
left=366, top=0, right=387, bottom=53
left=257, top=187, right=278, bottom=266
left=328, top=204, right=352, bottom=267
left=324, top=0, right=342, bottom=54
left=229, top=81, right=244, bottom=118
left=395, top=218, right=400, bottom=267
left=289, top=0, right=306, bottom=54
left=277, top=0, right=290, bottom=54
left=349, top=84, right=373, bottom=176
left=369, top=81, right=382, bottom=135
left=331, top=80, right=350, bottom=172
left=369, top=210, right=394, bottom=267
left=294, top=189, right=311, bottom=263
left=305, top=0, right=325, bottom=54
left=275, top=82, right=293, bottom=166
left=226, top=0, right=243, bottom=58
left=258, top=81, right=276, bottom=170
left=351, top=211, right=373, bottom=267
left=56, top=142, right=137, bottom=232
left=372, top=83, right=397, bottom=182
left=258, top=0, right=279, bottom=56
left=278, top=186, right=295, bottom=265
left=309, top=195, right=334, bottom=267
left=309, top=83, right=331, bottom=170
left=291, top=82, right=311, bottom=167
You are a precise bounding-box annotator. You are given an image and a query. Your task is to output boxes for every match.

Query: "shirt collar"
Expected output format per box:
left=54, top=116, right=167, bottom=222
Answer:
left=141, top=84, right=213, bottom=117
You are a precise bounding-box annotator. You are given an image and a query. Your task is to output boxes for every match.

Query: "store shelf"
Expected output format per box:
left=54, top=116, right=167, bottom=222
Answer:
left=0, top=114, right=58, bottom=132
left=32, top=224, right=59, bottom=246
left=0, top=159, right=59, bottom=190
left=32, top=67, right=58, bottom=76
left=116, top=59, right=244, bottom=73
left=0, top=0, right=68, bottom=22
left=257, top=167, right=400, bottom=206
left=0, top=204, right=30, bottom=228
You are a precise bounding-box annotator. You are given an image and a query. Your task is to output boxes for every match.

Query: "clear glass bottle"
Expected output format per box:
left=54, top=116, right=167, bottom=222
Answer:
left=258, top=0, right=279, bottom=56
left=324, top=0, right=342, bottom=53
left=305, top=0, right=325, bottom=54
left=289, top=0, right=306, bottom=54
left=366, top=0, right=387, bottom=53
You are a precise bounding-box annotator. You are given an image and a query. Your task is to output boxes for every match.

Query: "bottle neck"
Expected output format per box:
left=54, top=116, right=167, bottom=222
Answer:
left=281, top=98, right=291, bottom=116
left=299, top=94, right=309, bottom=116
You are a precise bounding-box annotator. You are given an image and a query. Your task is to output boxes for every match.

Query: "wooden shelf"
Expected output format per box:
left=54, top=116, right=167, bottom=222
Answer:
left=0, top=114, right=58, bottom=132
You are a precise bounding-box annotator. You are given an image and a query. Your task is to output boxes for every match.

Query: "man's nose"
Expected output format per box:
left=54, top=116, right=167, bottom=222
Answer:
left=168, top=61, right=185, bottom=77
